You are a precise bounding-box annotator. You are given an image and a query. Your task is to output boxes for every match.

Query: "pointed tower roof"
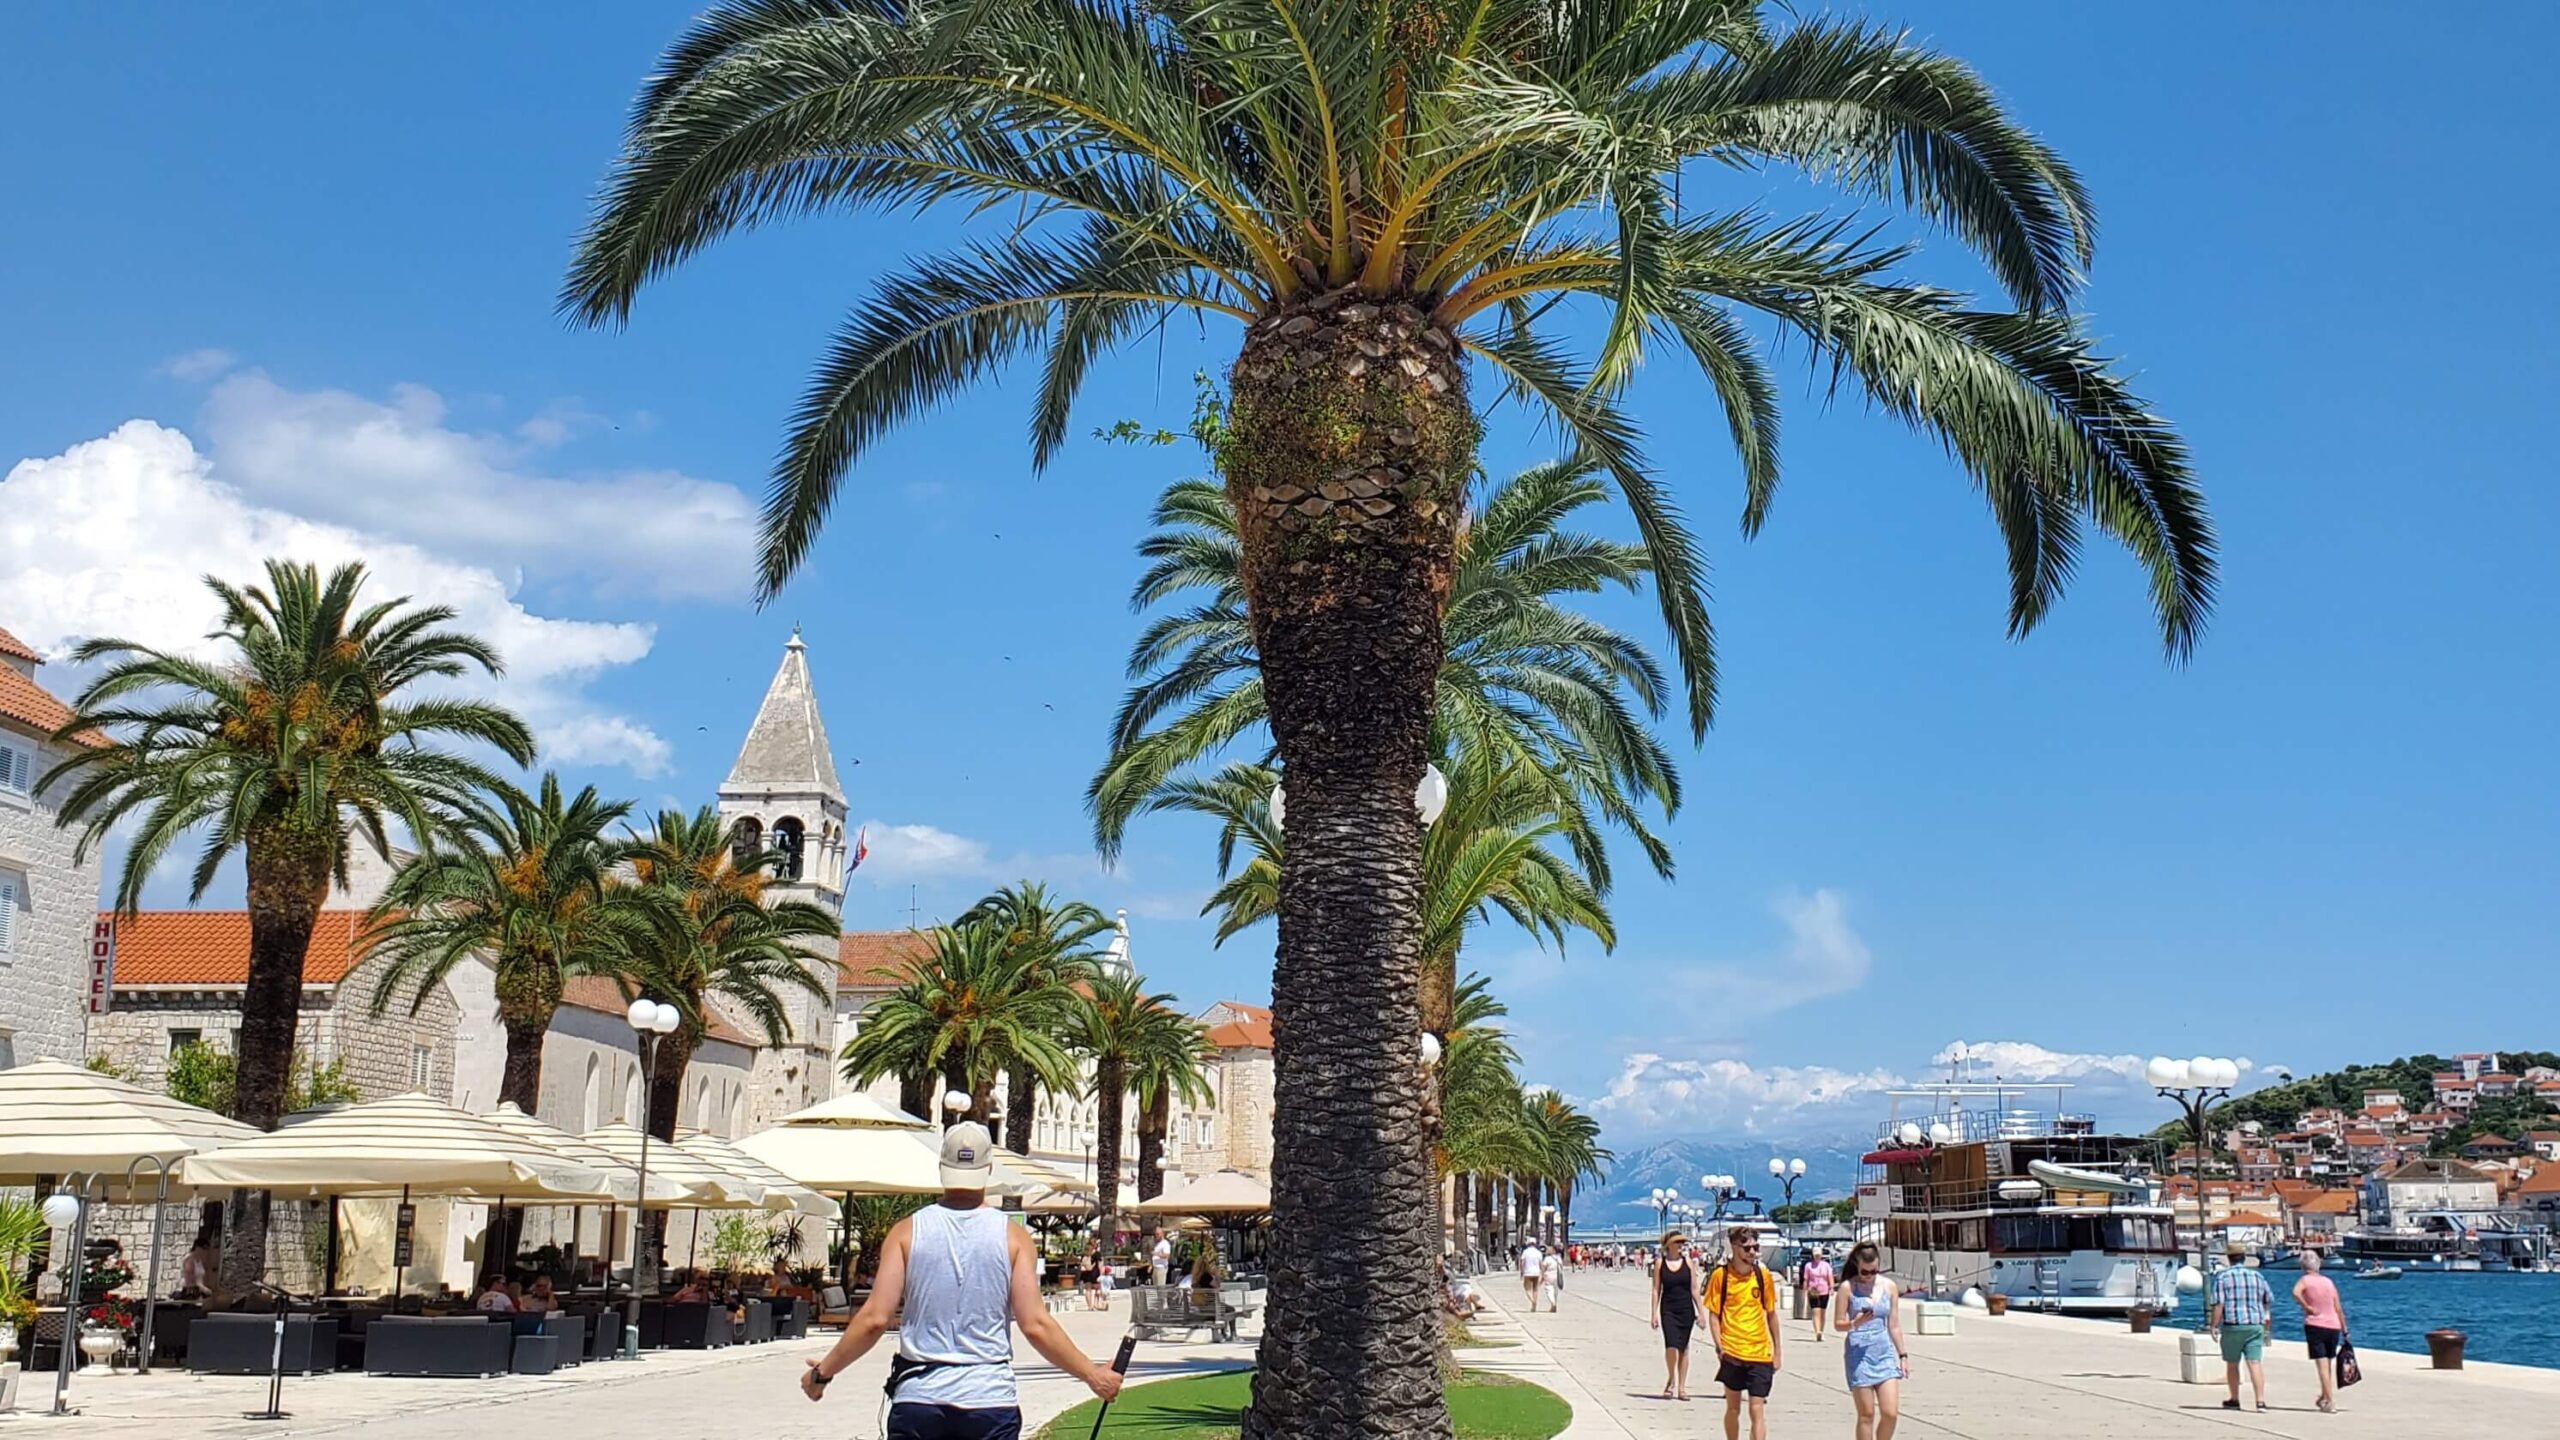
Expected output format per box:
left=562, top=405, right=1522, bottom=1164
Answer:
left=1098, top=909, right=1133, bottom=979
left=725, top=628, right=842, bottom=795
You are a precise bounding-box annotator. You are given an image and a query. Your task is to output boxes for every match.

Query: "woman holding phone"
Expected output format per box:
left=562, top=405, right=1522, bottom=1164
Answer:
left=1832, top=1242, right=1907, bottom=1440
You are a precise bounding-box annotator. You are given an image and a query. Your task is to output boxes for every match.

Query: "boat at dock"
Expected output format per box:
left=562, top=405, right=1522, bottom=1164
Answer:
left=1856, top=1080, right=2181, bottom=1317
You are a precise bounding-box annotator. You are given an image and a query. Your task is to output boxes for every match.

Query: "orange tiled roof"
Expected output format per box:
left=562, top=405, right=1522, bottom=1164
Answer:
left=104, top=910, right=377, bottom=988
left=2294, top=1191, right=2357, bottom=1215
left=0, top=625, right=38, bottom=663
left=838, top=930, right=932, bottom=987
left=2517, top=1168, right=2560, bottom=1196
left=0, top=665, right=84, bottom=744
left=556, top=974, right=753, bottom=1048
left=1200, top=1000, right=1274, bottom=1050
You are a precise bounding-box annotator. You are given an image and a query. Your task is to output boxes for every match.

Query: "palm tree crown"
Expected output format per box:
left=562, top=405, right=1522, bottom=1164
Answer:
left=1094, top=453, right=1678, bottom=877
left=838, top=918, right=1091, bottom=1122
left=568, top=0, right=2212, bottom=688
left=1070, top=970, right=1212, bottom=1235
left=955, top=882, right=1115, bottom=1151
left=360, top=772, right=642, bottom=1111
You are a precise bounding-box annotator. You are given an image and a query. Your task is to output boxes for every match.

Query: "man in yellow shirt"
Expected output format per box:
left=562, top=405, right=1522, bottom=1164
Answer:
left=1703, top=1231, right=1782, bottom=1440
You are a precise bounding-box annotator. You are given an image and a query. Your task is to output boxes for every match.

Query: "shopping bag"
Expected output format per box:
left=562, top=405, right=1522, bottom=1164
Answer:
left=2335, top=1336, right=2362, bottom=1388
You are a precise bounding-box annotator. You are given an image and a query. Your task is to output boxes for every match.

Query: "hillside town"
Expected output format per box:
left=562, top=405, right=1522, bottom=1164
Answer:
left=2162, top=1053, right=2560, bottom=1260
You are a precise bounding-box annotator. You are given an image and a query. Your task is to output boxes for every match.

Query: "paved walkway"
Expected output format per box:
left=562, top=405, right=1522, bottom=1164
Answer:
left=3, top=1294, right=1256, bottom=1439
left=1471, top=1266, right=2556, bottom=1439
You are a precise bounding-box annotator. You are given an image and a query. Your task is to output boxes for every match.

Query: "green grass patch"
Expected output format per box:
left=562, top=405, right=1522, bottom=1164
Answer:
left=1034, top=1369, right=1568, bottom=1439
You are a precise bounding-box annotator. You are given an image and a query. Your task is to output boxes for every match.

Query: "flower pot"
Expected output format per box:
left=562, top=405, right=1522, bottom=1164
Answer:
left=2426, top=1328, right=2466, bottom=1370
left=1984, top=1294, right=2009, bottom=1316
left=2129, top=1309, right=2153, bottom=1334
left=78, top=1327, right=120, bottom=1373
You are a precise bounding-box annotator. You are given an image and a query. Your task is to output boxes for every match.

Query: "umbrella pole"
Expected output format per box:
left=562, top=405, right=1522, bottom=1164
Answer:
left=392, top=1186, right=408, bottom=1305
left=685, top=1207, right=699, bottom=1273
left=128, top=1157, right=172, bottom=1375
left=323, top=1197, right=342, bottom=1296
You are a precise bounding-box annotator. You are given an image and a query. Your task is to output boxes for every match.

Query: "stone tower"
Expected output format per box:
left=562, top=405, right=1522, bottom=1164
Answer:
left=718, top=628, right=847, bottom=1129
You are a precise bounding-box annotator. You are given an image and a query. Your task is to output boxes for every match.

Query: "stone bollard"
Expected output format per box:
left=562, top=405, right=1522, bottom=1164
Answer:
left=2178, top=1332, right=2216, bottom=1384
left=2426, top=1328, right=2466, bottom=1370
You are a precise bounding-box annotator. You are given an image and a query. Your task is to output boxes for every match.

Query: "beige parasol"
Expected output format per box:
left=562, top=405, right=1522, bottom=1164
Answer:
left=678, top=1131, right=839, bottom=1218
left=0, top=1058, right=258, bottom=1185
left=177, top=1092, right=614, bottom=1201
left=1125, top=1169, right=1272, bottom=1215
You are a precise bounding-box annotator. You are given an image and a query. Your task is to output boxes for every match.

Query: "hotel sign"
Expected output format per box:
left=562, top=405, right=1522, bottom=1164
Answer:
left=87, top=917, right=116, bottom=1014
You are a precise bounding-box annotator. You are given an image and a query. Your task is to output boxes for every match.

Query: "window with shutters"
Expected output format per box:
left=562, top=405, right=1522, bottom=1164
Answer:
left=0, top=869, right=20, bottom=958
left=0, top=739, right=31, bottom=799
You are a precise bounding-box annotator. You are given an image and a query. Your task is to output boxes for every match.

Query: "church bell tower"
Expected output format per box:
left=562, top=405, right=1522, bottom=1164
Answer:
left=718, top=628, right=846, bottom=1127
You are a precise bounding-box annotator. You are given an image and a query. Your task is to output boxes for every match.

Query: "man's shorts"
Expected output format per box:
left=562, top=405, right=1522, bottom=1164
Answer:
left=1717, top=1356, right=1776, bottom=1398
left=888, top=1404, right=1022, bottom=1440
left=2219, top=1324, right=2267, bottom=1364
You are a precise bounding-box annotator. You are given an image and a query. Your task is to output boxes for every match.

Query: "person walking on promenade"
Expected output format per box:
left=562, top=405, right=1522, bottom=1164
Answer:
left=1518, top=1239, right=1544, bottom=1309
left=1150, top=1228, right=1173, bottom=1288
left=1706, top=1229, right=1783, bottom=1440
left=2207, top=1243, right=2275, bottom=1413
left=800, top=1122, right=1123, bottom=1439
left=1833, top=1242, right=1906, bottom=1440
left=2291, top=1250, right=2347, bottom=1413
left=1539, top=1246, right=1563, bottom=1312
left=1802, top=1248, right=1836, bottom=1342
left=1648, top=1229, right=1703, bottom=1400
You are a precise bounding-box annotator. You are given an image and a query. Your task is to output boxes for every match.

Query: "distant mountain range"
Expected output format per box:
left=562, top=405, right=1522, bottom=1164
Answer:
left=1581, top=1137, right=1871, bottom=1230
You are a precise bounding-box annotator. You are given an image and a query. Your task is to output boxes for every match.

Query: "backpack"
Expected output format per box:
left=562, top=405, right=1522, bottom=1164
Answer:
left=1709, top=1263, right=1772, bottom=1316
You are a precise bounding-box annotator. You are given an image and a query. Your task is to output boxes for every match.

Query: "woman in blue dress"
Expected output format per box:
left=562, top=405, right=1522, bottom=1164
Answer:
left=1830, top=1242, right=1908, bottom=1440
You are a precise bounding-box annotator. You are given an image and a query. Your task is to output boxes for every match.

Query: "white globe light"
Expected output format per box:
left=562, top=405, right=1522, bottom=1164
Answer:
left=652, top=1003, right=681, bottom=1034
left=626, top=998, right=656, bottom=1030
left=1928, top=1121, right=1954, bottom=1145
left=1666, top=1188, right=1679, bottom=1202
left=1701, top=1174, right=1714, bottom=1190
left=1768, top=1157, right=1786, bottom=1177
left=2210, top=1058, right=2243, bottom=1088
left=2186, top=1057, right=2218, bottom=1090
left=1897, top=1122, right=1923, bottom=1146
left=2174, top=1264, right=2204, bottom=1294
left=1268, top=784, right=1286, bottom=828
left=1790, top=1158, right=1807, bottom=1178
left=1652, top=1188, right=1665, bottom=1203
left=2145, top=1056, right=2183, bottom=1089
left=1158, top=1157, right=1176, bottom=1171
left=40, top=1193, right=80, bottom=1229
left=943, top=1091, right=972, bottom=1114
left=1418, top=1033, right=1443, bottom=1066
left=1415, top=764, right=1449, bottom=825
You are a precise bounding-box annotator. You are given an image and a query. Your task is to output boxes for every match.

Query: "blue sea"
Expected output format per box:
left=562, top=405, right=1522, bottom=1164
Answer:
left=2159, top=1272, right=2560, bottom=1370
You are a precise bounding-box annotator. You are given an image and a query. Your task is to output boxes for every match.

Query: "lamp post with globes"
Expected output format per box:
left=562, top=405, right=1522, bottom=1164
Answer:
left=1650, top=1186, right=1679, bottom=1232
left=2147, top=1056, right=2240, bottom=1276
left=1897, top=1120, right=1956, bottom=1294
left=42, top=1188, right=86, bottom=1414
left=623, top=997, right=681, bottom=1357
left=1769, top=1156, right=1807, bottom=1212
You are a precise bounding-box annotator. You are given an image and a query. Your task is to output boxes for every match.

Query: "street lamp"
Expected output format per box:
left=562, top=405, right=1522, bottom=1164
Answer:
left=1269, top=763, right=1449, bottom=830
left=2148, top=1055, right=2240, bottom=1274
left=1896, top=1121, right=1953, bottom=1294
left=42, top=1189, right=86, bottom=1414
left=623, top=997, right=681, bottom=1358
left=1769, top=1157, right=1807, bottom=1210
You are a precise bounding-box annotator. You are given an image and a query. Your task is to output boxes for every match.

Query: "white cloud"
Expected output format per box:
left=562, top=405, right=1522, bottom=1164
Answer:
left=0, top=419, right=671, bottom=775
left=159, top=347, right=238, bottom=381
left=1634, top=887, right=1873, bottom=1025
left=191, top=371, right=756, bottom=599
left=847, top=819, right=1111, bottom=891
left=1589, top=1052, right=1906, bottom=1137
left=1930, top=1040, right=2149, bottom=1084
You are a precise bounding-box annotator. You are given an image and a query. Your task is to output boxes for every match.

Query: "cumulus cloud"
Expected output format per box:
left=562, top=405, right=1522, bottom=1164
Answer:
left=1589, top=1052, right=1906, bottom=1137
left=1930, top=1039, right=2150, bottom=1084
left=192, top=371, right=756, bottom=599
left=159, top=347, right=238, bottom=381
left=0, top=420, right=671, bottom=775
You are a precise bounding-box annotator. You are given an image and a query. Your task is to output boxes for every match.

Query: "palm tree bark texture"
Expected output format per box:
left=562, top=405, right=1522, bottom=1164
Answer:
left=229, top=832, right=335, bottom=1282
left=1228, top=288, right=1472, bottom=1440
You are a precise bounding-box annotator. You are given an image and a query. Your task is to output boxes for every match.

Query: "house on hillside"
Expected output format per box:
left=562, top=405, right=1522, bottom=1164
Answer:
left=2526, top=1131, right=2560, bottom=1162
left=2376, top=1158, right=2500, bottom=1227
left=0, top=623, right=107, bottom=1069
left=2460, top=1133, right=2524, bottom=1161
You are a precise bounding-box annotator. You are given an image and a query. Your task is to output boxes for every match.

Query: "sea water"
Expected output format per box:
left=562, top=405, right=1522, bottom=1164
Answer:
left=2161, top=1271, right=2560, bottom=1370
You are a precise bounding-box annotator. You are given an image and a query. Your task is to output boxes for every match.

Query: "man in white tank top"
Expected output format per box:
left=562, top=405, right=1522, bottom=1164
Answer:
left=801, top=1122, right=1123, bottom=1438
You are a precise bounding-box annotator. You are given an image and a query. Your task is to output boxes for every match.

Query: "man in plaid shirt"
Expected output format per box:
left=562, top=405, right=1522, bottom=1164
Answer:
left=2207, top=1243, right=2276, bottom=1412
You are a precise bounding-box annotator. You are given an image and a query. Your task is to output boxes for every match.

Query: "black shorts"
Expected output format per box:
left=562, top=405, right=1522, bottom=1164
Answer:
left=1717, top=1357, right=1776, bottom=1398
left=887, top=1403, right=1023, bottom=1440
left=2305, top=1325, right=2342, bottom=1360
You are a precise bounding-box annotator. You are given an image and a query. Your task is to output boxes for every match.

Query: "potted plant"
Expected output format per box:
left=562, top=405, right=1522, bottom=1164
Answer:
left=0, top=1198, right=48, bottom=1384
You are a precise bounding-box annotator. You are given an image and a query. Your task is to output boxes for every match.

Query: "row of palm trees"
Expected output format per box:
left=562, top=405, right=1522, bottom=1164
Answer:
left=838, top=882, right=1215, bottom=1238
left=41, top=560, right=835, bottom=1283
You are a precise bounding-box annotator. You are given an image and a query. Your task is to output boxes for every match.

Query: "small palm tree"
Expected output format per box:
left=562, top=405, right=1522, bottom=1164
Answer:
left=1070, top=972, right=1210, bottom=1236
left=621, top=807, right=838, bottom=1138
left=1522, top=1090, right=1609, bottom=1251
left=360, top=772, right=640, bottom=1111
left=43, top=559, right=531, bottom=1284
left=569, top=8, right=2214, bottom=1428
left=954, top=882, right=1114, bottom=1152
left=839, top=920, right=1088, bottom=1123
left=1094, top=450, right=1679, bottom=880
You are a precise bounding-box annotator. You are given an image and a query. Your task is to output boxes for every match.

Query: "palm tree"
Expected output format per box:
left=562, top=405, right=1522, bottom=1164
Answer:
left=1132, top=1022, right=1217, bottom=1204
left=838, top=920, right=1088, bottom=1123
left=43, top=558, right=530, bottom=1283
left=1439, top=977, right=1522, bottom=1258
left=566, top=9, right=2214, bottom=1430
left=1070, top=972, right=1209, bottom=1237
left=621, top=807, right=838, bottom=1138
left=1522, top=1090, right=1608, bottom=1251
left=1093, top=452, right=1678, bottom=880
left=361, top=773, right=640, bottom=1112
left=954, top=882, right=1114, bottom=1153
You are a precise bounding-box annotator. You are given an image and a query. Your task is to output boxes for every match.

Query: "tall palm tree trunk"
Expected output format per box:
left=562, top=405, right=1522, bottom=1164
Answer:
left=498, top=1018, right=549, bottom=1112
left=1093, top=1057, right=1128, bottom=1240
left=1004, top=1057, right=1038, bottom=1156
left=897, top=1070, right=932, bottom=1121
left=1136, top=1089, right=1169, bottom=1202
left=1477, top=1174, right=1497, bottom=1259
left=223, top=836, right=333, bottom=1286
left=1231, top=293, right=1471, bottom=1440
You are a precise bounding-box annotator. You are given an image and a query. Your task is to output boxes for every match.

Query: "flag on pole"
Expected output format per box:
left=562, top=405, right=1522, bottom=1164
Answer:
left=844, top=825, right=870, bottom=882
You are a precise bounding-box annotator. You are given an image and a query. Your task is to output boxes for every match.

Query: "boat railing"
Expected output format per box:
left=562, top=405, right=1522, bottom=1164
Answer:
left=1873, top=1109, right=2101, bottom=1145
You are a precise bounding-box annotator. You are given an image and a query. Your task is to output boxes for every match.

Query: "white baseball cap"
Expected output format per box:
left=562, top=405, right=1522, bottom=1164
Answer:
left=940, top=1121, right=995, bottom=1189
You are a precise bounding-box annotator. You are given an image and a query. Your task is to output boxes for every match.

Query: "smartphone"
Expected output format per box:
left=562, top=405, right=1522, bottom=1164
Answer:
left=1111, top=1335, right=1138, bottom=1374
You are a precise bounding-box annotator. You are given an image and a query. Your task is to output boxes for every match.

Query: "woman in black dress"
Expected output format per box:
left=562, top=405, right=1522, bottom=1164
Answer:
left=1648, top=1229, right=1704, bottom=1399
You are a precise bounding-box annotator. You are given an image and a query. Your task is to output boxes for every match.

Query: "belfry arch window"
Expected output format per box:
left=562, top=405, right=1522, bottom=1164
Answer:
left=773, top=817, right=806, bottom=880
left=731, top=818, right=763, bottom=870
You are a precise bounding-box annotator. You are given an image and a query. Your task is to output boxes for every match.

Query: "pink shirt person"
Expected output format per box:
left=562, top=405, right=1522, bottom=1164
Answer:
left=2296, top=1272, right=2341, bottom=1330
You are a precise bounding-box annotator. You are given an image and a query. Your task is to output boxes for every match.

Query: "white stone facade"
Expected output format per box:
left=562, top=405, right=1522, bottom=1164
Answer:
left=0, top=643, right=105, bottom=1069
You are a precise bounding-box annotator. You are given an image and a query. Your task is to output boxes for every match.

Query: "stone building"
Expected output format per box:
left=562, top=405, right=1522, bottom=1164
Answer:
left=0, top=623, right=105, bottom=1069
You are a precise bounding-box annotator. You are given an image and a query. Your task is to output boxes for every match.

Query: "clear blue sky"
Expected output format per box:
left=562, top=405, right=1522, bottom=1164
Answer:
left=3, top=3, right=2552, bottom=1145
